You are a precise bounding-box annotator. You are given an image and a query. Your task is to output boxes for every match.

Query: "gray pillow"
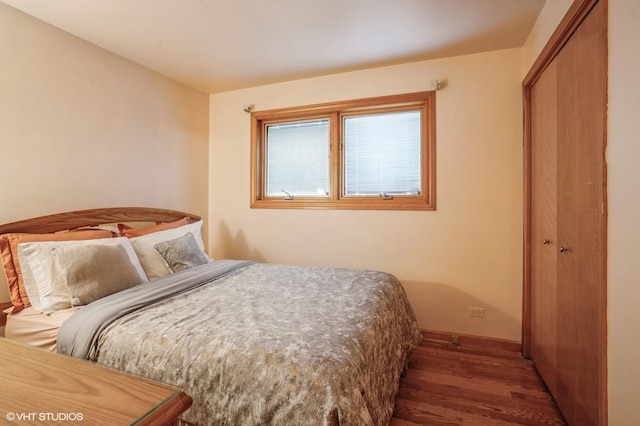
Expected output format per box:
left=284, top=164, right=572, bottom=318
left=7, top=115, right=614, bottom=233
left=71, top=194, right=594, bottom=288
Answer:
left=154, top=232, right=208, bottom=273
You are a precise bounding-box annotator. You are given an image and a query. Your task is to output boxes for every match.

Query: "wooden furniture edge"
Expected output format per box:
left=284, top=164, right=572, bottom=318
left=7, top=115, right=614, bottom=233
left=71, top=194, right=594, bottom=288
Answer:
left=421, top=329, right=522, bottom=354
left=137, top=391, right=193, bottom=426
left=1, top=338, right=192, bottom=424
left=0, top=207, right=201, bottom=234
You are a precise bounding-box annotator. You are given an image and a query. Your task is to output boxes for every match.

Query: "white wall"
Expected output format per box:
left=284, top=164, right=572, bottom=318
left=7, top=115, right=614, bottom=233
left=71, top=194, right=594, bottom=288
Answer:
left=0, top=3, right=210, bottom=301
left=210, top=48, right=524, bottom=341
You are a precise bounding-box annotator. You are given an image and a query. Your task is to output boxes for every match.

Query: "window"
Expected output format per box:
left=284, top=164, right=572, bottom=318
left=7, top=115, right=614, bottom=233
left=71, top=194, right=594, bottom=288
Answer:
left=265, top=119, right=330, bottom=197
left=250, top=91, right=435, bottom=210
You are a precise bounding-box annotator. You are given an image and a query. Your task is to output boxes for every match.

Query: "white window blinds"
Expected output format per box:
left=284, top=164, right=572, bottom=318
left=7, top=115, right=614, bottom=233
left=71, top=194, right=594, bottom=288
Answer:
left=343, top=110, right=422, bottom=196
left=265, top=119, right=330, bottom=197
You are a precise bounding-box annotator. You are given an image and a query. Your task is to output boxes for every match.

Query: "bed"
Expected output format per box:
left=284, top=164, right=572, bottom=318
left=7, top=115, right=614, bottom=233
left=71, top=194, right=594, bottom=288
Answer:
left=0, top=207, right=422, bottom=425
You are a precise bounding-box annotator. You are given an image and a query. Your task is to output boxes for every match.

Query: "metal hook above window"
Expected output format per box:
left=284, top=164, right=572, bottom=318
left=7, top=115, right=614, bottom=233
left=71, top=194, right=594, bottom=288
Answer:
left=281, top=189, right=294, bottom=200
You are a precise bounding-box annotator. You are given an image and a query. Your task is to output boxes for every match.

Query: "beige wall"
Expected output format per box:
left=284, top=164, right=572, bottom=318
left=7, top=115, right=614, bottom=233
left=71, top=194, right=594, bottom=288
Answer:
left=523, top=0, right=640, bottom=422
left=210, top=48, right=524, bottom=341
left=608, top=0, right=640, bottom=423
left=3, top=0, right=636, bottom=420
left=0, top=3, right=210, bottom=301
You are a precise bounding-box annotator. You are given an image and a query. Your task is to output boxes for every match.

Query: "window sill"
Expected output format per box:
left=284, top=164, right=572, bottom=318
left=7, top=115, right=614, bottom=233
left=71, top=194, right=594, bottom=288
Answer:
left=250, top=198, right=435, bottom=211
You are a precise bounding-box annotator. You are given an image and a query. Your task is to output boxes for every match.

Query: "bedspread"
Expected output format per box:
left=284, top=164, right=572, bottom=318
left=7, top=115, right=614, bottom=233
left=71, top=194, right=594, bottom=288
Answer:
left=60, top=261, right=422, bottom=425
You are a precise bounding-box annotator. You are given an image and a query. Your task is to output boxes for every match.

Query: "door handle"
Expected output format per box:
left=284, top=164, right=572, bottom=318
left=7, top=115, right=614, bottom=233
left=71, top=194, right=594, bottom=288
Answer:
left=543, top=239, right=551, bottom=245
left=559, top=246, right=571, bottom=253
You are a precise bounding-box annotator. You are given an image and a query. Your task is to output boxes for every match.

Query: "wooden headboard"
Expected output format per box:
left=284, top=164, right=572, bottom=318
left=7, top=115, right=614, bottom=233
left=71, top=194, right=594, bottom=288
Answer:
left=0, top=207, right=201, bottom=235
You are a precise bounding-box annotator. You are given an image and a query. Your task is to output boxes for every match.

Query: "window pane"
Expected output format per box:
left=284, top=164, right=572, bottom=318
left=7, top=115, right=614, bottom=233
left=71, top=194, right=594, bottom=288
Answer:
left=265, top=119, right=330, bottom=197
left=343, top=110, right=421, bottom=196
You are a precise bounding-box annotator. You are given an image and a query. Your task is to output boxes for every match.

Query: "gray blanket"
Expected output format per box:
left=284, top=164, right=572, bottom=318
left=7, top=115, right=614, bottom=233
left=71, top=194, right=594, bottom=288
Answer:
left=58, top=261, right=422, bottom=425
left=57, top=259, right=253, bottom=359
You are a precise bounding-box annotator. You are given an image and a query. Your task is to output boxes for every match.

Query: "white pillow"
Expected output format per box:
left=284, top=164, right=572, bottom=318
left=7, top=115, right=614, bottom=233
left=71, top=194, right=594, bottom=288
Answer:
left=18, top=237, right=148, bottom=313
left=130, top=220, right=206, bottom=280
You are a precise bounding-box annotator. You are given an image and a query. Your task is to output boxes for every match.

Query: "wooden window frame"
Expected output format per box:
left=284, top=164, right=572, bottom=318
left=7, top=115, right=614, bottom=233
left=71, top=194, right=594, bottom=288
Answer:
left=250, top=91, right=436, bottom=210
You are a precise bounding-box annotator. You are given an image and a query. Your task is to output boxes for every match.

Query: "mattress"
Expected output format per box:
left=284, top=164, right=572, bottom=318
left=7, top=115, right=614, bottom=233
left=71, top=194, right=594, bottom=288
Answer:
left=5, top=306, right=76, bottom=351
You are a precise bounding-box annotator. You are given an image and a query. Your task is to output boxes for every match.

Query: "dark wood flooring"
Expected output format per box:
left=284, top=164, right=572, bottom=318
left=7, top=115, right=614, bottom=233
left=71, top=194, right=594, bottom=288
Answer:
left=391, top=339, right=567, bottom=425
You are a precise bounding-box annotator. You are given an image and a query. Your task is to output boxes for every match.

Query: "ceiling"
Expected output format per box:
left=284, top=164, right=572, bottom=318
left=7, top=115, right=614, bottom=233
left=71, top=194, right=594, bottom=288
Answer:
left=2, top=0, right=546, bottom=94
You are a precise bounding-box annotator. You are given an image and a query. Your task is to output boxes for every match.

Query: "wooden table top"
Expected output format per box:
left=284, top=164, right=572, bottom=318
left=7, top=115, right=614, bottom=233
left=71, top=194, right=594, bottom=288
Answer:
left=0, top=338, right=192, bottom=425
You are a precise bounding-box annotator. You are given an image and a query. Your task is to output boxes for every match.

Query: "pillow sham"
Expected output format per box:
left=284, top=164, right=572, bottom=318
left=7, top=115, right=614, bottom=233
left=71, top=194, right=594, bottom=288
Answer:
left=154, top=232, right=209, bottom=273
left=0, top=229, right=113, bottom=312
left=129, top=220, right=206, bottom=279
left=130, top=240, right=173, bottom=280
left=18, top=237, right=147, bottom=313
left=118, top=217, right=190, bottom=238
left=54, top=243, right=145, bottom=306
left=71, top=225, right=119, bottom=236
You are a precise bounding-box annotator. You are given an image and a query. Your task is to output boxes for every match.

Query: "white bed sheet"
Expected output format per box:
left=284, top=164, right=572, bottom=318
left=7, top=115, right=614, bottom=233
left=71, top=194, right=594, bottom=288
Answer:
left=5, top=307, right=76, bottom=351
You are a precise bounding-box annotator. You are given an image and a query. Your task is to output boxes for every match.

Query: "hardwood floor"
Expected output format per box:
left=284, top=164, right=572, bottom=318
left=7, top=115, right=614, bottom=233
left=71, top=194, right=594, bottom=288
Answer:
left=391, top=339, right=566, bottom=425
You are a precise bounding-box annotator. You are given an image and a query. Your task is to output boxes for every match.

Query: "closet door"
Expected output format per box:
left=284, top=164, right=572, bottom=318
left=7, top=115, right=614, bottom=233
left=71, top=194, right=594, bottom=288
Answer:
left=525, top=1, right=606, bottom=425
left=554, top=2, right=606, bottom=423
left=529, top=58, right=558, bottom=397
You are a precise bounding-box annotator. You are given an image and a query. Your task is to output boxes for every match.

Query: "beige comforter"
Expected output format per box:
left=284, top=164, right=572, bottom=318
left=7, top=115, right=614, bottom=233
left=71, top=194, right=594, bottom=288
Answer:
left=60, top=261, right=422, bottom=425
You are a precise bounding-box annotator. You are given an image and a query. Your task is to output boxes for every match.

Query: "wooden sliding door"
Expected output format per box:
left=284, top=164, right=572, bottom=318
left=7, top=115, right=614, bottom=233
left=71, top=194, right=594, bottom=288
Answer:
left=523, top=0, right=607, bottom=424
left=529, top=57, right=559, bottom=398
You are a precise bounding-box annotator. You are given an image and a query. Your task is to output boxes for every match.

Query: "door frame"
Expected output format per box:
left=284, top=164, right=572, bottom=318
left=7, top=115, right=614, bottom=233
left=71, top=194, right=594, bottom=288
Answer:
left=521, top=0, right=608, bottom=422
left=522, top=0, right=605, bottom=356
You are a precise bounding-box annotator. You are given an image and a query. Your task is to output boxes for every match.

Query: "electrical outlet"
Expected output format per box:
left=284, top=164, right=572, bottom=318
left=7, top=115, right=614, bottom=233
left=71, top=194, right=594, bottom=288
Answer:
left=468, top=307, right=485, bottom=318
